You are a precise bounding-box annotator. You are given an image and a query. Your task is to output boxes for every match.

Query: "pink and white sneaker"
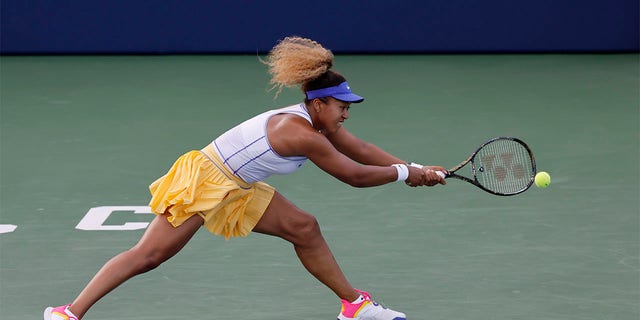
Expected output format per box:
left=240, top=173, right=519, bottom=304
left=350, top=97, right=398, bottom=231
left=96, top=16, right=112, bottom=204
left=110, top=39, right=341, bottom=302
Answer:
left=337, top=289, right=407, bottom=320
left=43, top=304, right=79, bottom=320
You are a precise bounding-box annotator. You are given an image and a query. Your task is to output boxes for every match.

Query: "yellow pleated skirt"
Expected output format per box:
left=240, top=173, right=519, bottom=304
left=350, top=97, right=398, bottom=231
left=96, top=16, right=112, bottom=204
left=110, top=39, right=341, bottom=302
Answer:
left=148, top=144, right=275, bottom=239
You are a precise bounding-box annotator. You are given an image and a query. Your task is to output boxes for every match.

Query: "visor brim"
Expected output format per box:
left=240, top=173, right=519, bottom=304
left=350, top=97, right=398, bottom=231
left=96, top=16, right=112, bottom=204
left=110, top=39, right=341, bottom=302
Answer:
left=332, top=93, right=365, bottom=103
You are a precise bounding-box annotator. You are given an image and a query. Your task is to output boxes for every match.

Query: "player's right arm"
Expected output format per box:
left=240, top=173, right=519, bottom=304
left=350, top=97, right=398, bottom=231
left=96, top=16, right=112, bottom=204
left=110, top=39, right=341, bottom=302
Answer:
left=267, top=115, right=427, bottom=187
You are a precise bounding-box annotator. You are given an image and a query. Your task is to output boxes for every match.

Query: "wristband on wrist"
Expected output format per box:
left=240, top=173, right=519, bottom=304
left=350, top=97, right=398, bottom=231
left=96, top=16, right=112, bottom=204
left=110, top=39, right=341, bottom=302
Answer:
left=408, top=162, right=424, bottom=169
left=391, top=164, right=409, bottom=182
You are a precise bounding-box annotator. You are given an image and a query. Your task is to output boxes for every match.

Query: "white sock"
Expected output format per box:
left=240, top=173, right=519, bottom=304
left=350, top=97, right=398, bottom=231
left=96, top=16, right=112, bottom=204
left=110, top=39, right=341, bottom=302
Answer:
left=350, top=294, right=364, bottom=304
left=65, top=306, right=79, bottom=319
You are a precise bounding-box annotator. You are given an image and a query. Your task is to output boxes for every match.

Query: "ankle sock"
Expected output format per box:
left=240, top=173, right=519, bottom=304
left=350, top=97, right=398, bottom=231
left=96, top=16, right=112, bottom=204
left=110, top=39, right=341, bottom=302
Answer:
left=350, top=294, right=364, bottom=304
left=65, top=306, right=79, bottom=319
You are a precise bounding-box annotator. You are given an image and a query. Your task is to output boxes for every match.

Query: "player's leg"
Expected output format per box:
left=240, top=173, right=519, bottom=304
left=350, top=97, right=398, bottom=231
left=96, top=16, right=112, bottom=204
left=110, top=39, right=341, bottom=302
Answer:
left=65, top=212, right=204, bottom=319
left=252, top=192, right=407, bottom=320
left=251, top=191, right=359, bottom=302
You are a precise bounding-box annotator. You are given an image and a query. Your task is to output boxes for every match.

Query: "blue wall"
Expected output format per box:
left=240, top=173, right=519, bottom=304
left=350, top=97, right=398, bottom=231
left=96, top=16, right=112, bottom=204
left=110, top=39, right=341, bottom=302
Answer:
left=1, top=0, right=638, bottom=54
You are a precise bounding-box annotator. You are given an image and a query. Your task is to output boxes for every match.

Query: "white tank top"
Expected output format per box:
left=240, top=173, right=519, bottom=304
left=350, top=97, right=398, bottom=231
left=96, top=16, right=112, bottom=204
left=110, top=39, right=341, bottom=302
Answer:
left=212, top=104, right=312, bottom=183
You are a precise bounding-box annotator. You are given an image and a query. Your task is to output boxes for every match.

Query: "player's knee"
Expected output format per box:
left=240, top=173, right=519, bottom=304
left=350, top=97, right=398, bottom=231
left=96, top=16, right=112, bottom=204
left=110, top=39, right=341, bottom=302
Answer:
left=128, top=247, right=167, bottom=273
left=141, top=255, right=164, bottom=273
left=287, top=213, right=321, bottom=245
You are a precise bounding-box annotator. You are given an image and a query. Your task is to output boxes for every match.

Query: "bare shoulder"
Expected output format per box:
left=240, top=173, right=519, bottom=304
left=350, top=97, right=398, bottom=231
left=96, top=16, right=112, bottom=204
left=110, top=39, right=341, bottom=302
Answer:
left=267, top=114, right=327, bottom=157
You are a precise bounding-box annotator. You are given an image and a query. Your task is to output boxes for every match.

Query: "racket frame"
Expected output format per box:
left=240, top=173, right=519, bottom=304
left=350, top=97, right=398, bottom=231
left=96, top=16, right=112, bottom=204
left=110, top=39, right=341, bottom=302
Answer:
left=444, top=137, right=537, bottom=196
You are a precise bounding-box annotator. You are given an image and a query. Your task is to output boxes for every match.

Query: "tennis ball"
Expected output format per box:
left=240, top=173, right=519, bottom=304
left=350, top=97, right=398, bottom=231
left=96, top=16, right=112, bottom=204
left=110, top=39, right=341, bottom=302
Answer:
left=535, top=171, right=551, bottom=188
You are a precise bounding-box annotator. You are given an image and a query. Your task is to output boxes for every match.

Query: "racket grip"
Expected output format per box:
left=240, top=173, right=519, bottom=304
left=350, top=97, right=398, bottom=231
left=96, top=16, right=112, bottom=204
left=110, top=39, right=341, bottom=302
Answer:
left=436, top=171, right=446, bottom=179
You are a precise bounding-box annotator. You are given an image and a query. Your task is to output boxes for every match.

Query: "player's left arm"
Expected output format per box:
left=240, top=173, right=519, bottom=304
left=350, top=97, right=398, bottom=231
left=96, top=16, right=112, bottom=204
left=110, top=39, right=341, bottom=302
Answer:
left=327, top=127, right=446, bottom=181
left=325, top=127, right=404, bottom=165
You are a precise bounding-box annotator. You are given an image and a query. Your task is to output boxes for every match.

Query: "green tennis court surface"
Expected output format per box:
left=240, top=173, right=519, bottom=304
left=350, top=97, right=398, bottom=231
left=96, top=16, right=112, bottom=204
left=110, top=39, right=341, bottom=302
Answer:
left=1, top=54, right=638, bottom=319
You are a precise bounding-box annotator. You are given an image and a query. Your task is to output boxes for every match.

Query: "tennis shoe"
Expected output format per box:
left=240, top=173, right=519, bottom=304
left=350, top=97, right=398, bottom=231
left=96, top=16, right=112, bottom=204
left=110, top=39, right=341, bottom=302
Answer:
left=337, top=289, right=407, bottom=320
left=43, top=304, right=79, bottom=320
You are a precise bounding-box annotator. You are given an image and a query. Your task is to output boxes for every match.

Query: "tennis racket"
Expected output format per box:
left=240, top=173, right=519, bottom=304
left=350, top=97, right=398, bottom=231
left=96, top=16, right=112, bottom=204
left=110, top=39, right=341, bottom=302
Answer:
left=435, top=137, right=536, bottom=196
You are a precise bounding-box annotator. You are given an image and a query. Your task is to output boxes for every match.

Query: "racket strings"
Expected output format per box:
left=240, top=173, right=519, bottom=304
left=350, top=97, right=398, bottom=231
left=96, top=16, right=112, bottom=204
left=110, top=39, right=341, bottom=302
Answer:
left=474, top=139, right=534, bottom=194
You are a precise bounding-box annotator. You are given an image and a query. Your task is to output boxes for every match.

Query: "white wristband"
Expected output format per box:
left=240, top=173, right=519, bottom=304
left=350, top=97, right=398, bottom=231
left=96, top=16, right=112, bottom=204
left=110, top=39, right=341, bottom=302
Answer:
left=391, top=164, right=409, bottom=182
left=409, top=162, right=424, bottom=169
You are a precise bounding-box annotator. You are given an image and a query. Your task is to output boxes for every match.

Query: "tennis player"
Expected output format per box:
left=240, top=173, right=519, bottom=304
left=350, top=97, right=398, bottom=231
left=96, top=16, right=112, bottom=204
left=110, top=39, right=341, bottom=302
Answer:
left=44, top=36, right=446, bottom=320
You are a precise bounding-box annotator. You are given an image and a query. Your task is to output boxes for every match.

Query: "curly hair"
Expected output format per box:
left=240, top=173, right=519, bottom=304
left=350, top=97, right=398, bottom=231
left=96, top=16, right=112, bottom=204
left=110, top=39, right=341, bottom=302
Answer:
left=262, top=36, right=345, bottom=97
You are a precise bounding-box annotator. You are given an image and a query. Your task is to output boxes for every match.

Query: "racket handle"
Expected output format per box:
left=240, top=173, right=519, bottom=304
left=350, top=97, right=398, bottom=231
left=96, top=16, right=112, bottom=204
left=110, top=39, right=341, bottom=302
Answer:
left=436, top=171, right=446, bottom=179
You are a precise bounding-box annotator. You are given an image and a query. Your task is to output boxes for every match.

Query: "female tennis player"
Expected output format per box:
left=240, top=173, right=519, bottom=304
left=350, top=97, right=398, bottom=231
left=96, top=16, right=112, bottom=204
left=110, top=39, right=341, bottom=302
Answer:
left=44, top=36, right=446, bottom=320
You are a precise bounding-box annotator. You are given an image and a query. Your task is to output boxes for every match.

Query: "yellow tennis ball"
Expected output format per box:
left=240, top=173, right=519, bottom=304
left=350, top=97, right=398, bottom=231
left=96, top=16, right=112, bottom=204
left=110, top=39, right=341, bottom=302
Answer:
left=535, top=171, right=551, bottom=188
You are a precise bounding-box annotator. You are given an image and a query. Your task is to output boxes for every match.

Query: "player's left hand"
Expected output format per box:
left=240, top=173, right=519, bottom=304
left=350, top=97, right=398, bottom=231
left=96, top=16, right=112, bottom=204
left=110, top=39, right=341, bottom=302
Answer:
left=423, top=166, right=447, bottom=186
